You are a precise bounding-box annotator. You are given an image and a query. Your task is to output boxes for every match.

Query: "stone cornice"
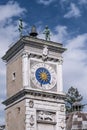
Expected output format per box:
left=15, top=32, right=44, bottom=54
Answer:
left=24, top=36, right=66, bottom=53
left=2, top=89, right=66, bottom=106
left=37, top=120, right=57, bottom=125
left=2, top=36, right=66, bottom=62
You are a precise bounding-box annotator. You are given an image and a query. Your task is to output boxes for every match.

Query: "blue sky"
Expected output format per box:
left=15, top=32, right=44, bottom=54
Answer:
left=0, top=0, right=87, bottom=124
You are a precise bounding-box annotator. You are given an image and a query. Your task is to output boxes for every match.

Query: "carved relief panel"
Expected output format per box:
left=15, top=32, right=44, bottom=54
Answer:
left=37, top=110, right=56, bottom=124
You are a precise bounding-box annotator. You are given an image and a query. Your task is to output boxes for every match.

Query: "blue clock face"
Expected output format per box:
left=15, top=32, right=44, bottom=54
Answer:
left=35, top=67, right=51, bottom=86
left=31, top=63, right=57, bottom=90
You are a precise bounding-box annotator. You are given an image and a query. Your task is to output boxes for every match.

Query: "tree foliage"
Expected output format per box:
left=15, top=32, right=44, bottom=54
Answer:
left=65, top=86, right=83, bottom=113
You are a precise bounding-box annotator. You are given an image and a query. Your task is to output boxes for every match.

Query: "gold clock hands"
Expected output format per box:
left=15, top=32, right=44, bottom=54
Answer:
left=40, top=82, right=43, bottom=87
left=49, top=82, right=51, bottom=84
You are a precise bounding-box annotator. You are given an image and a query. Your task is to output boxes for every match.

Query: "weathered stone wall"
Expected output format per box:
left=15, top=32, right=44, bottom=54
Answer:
left=6, top=53, right=22, bottom=98
left=6, top=100, right=25, bottom=130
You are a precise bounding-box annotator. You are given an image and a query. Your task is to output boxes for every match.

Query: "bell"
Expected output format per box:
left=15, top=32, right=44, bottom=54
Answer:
left=30, top=25, right=38, bottom=37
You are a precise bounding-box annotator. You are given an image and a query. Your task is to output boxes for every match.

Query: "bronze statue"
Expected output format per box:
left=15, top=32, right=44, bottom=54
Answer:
left=43, top=26, right=51, bottom=41
left=18, top=18, right=23, bottom=38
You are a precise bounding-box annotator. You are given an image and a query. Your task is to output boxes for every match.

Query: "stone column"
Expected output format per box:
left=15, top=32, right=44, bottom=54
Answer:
left=22, top=51, right=29, bottom=88
left=57, top=58, right=63, bottom=93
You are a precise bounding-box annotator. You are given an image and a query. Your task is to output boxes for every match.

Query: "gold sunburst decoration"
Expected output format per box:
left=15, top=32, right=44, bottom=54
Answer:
left=40, top=72, right=48, bottom=80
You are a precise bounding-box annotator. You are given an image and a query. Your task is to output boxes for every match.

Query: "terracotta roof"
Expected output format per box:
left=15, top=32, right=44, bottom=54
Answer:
left=66, top=112, right=87, bottom=130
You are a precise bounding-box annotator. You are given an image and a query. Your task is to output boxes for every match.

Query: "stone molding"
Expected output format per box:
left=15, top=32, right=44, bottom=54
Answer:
left=37, top=120, right=56, bottom=125
left=3, top=89, right=66, bottom=106
left=2, top=36, right=66, bottom=62
left=22, top=52, right=60, bottom=62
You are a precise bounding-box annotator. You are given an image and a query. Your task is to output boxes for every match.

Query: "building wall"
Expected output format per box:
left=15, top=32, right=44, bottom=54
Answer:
left=66, top=112, right=87, bottom=130
left=6, top=53, right=23, bottom=98
left=6, top=100, right=25, bottom=130
left=25, top=96, right=66, bottom=130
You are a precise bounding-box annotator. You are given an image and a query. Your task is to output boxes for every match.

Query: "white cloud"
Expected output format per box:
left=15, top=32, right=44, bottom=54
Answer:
left=64, top=3, right=81, bottom=18
left=37, top=0, right=55, bottom=5
left=51, top=25, right=68, bottom=42
left=0, top=1, right=26, bottom=57
left=0, top=1, right=26, bottom=22
left=79, top=0, right=87, bottom=4
left=63, top=33, right=87, bottom=102
left=0, top=115, right=5, bottom=125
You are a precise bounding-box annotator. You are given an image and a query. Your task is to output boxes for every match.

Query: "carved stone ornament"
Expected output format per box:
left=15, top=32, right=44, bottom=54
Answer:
left=42, top=45, right=49, bottom=61
left=29, top=115, right=34, bottom=126
left=58, top=58, right=63, bottom=65
left=60, top=105, right=65, bottom=112
left=22, top=51, right=29, bottom=58
left=37, top=110, right=55, bottom=122
left=29, top=100, right=34, bottom=108
left=60, top=118, right=65, bottom=129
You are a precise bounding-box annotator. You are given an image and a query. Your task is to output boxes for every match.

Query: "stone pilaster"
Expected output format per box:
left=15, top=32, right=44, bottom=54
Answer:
left=57, top=58, right=63, bottom=93
left=22, top=51, right=29, bottom=88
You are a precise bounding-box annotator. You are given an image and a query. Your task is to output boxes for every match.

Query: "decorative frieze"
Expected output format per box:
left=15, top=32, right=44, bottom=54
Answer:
left=26, top=52, right=59, bottom=62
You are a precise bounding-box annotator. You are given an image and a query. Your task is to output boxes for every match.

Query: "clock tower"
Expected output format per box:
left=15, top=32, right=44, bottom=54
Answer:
left=2, top=27, right=66, bottom=130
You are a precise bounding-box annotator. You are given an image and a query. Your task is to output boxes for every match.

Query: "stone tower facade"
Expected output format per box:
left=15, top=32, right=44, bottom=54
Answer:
left=2, top=35, right=66, bottom=130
